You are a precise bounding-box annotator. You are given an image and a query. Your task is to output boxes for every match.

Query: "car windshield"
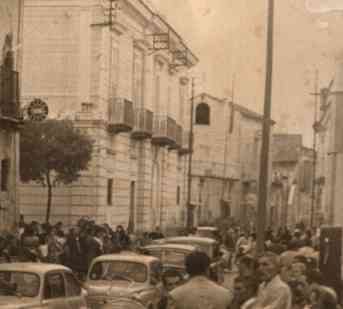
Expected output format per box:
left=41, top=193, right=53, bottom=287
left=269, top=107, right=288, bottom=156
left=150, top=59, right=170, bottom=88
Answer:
left=0, top=271, right=40, bottom=297
left=197, top=230, right=216, bottom=239
left=163, top=251, right=187, bottom=267
left=89, top=261, right=147, bottom=283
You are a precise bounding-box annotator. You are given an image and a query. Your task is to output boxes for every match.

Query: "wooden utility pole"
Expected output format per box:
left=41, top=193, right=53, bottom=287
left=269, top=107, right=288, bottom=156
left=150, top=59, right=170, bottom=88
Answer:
left=256, top=0, right=275, bottom=254
left=187, top=77, right=195, bottom=229
left=310, top=70, right=319, bottom=228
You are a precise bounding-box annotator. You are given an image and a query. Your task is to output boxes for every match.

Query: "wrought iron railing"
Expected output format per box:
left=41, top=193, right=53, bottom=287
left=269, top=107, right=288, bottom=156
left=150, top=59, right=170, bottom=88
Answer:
left=108, top=98, right=134, bottom=128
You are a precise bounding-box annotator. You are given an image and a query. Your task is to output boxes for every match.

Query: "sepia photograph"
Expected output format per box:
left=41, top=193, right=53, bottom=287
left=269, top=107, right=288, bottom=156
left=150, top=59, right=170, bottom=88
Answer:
left=0, top=0, right=342, bottom=308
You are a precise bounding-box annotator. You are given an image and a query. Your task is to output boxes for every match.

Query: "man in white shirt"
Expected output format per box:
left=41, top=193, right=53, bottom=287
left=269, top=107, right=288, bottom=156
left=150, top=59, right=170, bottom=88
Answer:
left=254, top=251, right=292, bottom=309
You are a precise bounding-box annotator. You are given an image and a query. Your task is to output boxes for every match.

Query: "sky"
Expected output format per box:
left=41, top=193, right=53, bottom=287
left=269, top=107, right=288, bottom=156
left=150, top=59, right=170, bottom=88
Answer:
left=149, top=0, right=343, bottom=146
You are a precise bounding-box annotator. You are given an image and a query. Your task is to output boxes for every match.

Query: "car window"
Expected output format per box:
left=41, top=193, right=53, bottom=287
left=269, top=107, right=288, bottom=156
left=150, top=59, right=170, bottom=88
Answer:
left=163, top=250, right=187, bottom=267
left=64, top=272, right=81, bottom=297
left=44, top=273, right=66, bottom=299
left=146, top=249, right=162, bottom=260
left=0, top=271, right=40, bottom=297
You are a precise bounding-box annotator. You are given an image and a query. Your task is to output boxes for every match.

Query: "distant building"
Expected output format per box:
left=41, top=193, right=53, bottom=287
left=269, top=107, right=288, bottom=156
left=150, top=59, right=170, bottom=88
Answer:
left=19, top=0, right=197, bottom=232
left=191, top=93, right=273, bottom=228
left=315, top=61, right=343, bottom=227
left=271, top=134, right=314, bottom=228
left=0, top=0, right=22, bottom=230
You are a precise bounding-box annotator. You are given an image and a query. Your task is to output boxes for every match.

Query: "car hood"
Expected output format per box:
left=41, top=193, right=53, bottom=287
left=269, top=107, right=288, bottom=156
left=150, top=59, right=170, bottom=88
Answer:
left=0, top=296, right=40, bottom=309
left=85, top=280, right=146, bottom=298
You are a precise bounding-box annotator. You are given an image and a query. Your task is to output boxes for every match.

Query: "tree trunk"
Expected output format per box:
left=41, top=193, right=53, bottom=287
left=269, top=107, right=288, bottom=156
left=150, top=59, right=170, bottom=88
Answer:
left=45, top=172, right=52, bottom=223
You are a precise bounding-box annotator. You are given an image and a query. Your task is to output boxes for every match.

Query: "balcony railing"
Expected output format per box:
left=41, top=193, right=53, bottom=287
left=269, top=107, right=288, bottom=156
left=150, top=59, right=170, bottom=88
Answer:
left=152, top=115, right=177, bottom=147
left=170, top=124, right=183, bottom=150
left=131, top=108, right=153, bottom=140
left=179, top=130, right=191, bottom=155
left=0, top=67, right=20, bottom=122
left=192, top=160, right=241, bottom=180
left=108, top=98, right=134, bottom=134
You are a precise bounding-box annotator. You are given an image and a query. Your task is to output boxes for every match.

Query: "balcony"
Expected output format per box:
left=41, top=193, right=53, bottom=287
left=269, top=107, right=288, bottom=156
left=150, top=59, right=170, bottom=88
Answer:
left=108, top=98, right=134, bottom=134
left=0, top=67, right=21, bottom=127
left=179, top=130, right=191, bottom=155
left=169, top=124, right=183, bottom=150
left=131, top=108, right=153, bottom=140
left=152, top=115, right=177, bottom=147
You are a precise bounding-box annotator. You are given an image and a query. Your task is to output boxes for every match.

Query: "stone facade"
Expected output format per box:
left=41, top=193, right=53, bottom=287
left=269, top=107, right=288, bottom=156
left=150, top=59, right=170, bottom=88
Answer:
left=315, top=61, right=343, bottom=227
left=270, top=134, right=314, bottom=229
left=190, top=93, right=270, bottom=228
left=19, top=0, right=197, bottom=232
left=0, top=0, right=22, bottom=230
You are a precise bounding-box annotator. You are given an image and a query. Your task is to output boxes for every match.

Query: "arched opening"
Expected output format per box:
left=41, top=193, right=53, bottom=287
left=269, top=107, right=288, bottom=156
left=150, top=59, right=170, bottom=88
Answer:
left=195, top=103, right=210, bottom=125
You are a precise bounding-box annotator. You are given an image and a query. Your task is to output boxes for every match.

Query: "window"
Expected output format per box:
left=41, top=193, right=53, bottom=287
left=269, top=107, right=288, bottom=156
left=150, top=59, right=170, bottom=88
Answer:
left=64, top=272, right=81, bottom=297
left=107, top=179, right=113, bottom=205
left=195, top=103, right=210, bottom=125
left=1, top=159, right=9, bottom=192
left=132, top=48, right=144, bottom=108
left=111, top=42, right=119, bottom=98
left=44, top=273, right=66, bottom=299
left=176, top=186, right=181, bottom=205
left=154, top=61, right=163, bottom=114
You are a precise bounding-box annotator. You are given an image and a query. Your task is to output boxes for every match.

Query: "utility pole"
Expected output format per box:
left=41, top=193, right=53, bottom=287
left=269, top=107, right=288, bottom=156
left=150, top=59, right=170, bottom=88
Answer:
left=310, top=70, right=319, bottom=228
left=187, top=77, right=195, bottom=229
left=256, top=0, right=275, bottom=254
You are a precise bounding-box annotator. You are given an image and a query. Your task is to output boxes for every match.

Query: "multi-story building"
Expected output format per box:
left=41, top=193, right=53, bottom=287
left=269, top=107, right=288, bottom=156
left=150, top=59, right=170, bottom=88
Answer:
left=19, top=0, right=198, bottom=232
left=270, top=134, right=314, bottom=229
left=315, top=61, right=343, bottom=227
left=0, top=0, right=22, bottom=230
left=190, top=93, right=271, bottom=228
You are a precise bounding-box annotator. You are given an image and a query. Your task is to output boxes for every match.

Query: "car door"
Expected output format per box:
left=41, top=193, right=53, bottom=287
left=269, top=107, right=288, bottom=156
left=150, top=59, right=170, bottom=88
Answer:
left=42, top=272, right=68, bottom=309
left=64, top=271, right=87, bottom=309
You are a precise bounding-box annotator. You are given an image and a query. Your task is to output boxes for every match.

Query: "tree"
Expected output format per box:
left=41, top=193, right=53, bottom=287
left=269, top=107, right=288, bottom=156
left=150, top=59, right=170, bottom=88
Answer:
left=20, top=120, right=93, bottom=223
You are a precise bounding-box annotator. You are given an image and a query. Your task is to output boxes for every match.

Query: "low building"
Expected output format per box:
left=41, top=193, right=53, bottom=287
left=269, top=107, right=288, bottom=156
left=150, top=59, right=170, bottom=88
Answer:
left=190, top=93, right=272, bottom=228
left=271, top=134, right=314, bottom=228
left=19, top=0, right=198, bottom=232
left=0, top=0, right=22, bottom=230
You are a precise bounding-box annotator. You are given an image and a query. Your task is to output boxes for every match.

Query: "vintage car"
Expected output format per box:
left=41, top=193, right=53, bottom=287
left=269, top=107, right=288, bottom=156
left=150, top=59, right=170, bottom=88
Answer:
left=0, top=263, right=87, bottom=309
left=196, top=226, right=219, bottom=240
left=84, top=254, right=165, bottom=309
left=141, top=244, right=199, bottom=290
left=152, top=236, right=225, bottom=284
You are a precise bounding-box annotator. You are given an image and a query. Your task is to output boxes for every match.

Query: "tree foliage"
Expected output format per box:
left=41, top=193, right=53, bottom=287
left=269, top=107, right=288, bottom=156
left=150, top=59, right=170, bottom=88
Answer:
left=20, top=120, right=93, bottom=222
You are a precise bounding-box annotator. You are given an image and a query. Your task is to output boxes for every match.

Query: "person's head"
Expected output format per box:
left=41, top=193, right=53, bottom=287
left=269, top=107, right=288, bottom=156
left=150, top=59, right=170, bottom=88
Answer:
left=116, top=225, right=124, bottom=233
left=291, top=262, right=307, bottom=281
left=257, top=251, right=280, bottom=282
left=288, top=278, right=309, bottom=304
left=185, top=251, right=211, bottom=277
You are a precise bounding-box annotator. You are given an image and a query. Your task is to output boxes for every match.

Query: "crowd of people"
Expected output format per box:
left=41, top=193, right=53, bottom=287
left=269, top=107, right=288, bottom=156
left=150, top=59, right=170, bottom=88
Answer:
left=0, top=216, right=340, bottom=309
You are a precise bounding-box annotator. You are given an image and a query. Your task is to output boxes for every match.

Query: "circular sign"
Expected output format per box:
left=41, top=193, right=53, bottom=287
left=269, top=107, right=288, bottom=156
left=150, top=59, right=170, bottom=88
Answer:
left=27, top=98, right=48, bottom=121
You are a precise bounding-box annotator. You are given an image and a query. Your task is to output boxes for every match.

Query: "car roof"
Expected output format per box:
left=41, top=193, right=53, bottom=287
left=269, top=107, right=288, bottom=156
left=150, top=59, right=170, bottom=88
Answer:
left=144, top=244, right=198, bottom=251
left=163, top=236, right=217, bottom=244
left=0, top=263, right=71, bottom=274
left=93, top=253, right=159, bottom=264
left=197, top=226, right=218, bottom=231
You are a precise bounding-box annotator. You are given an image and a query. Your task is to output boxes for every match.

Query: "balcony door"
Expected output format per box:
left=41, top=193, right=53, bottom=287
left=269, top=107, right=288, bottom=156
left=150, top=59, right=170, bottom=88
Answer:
left=132, top=48, right=144, bottom=109
left=128, top=181, right=136, bottom=233
left=152, top=162, right=161, bottom=229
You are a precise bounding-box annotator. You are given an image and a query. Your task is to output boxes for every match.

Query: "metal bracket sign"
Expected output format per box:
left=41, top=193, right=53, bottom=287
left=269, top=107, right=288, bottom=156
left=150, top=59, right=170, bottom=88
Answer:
left=27, top=98, right=48, bottom=121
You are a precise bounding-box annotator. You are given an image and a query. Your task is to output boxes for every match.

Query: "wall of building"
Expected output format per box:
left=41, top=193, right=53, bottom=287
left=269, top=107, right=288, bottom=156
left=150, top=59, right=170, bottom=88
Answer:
left=19, top=0, right=194, bottom=232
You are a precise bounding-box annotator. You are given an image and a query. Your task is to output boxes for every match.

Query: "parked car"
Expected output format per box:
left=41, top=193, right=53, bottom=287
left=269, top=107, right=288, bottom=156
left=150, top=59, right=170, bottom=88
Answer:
left=141, top=244, right=199, bottom=290
left=152, top=236, right=225, bottom=284
left=101, top=297, right=147, bottom=309
left=84, top=254, right=165, bottom=309
left=0, top=262, right=87, bottom=309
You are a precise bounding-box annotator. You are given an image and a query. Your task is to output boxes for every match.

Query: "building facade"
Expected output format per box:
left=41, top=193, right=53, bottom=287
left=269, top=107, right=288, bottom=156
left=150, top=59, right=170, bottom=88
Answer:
left=19, top=0, right=197, bottom=232
left=190, top=93, right=270, bottom=228
left=270, top=134, right=314, bottom=229
left=315, top=61, right=343, bottom=227
left=0, top=0, right=22, bottom=230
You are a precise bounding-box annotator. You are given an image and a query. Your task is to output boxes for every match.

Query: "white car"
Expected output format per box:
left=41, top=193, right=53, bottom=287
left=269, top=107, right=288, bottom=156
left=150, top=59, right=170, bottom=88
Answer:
left=0, top=263, right=87, bottom=309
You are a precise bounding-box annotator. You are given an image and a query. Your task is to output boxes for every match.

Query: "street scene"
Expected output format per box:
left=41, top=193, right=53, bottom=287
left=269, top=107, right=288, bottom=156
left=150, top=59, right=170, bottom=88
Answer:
left=0, top=0, right=342, bottom=308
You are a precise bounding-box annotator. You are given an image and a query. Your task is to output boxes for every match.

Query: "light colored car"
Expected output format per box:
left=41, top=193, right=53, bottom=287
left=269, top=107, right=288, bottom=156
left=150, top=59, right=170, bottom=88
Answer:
left=0, top=263, right=87, bottom=309
left=196, top=226, right=219, bottom=240
left=153, top=236, right=225, bottom=284
left=142, top=244, right=197, bottom=290
left=85, top=254, right=165, bottom=309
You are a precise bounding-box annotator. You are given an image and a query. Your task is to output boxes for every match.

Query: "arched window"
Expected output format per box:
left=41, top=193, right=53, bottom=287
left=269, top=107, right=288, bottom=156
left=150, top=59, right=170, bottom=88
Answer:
left=195, top=103, right=210, bottom=125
